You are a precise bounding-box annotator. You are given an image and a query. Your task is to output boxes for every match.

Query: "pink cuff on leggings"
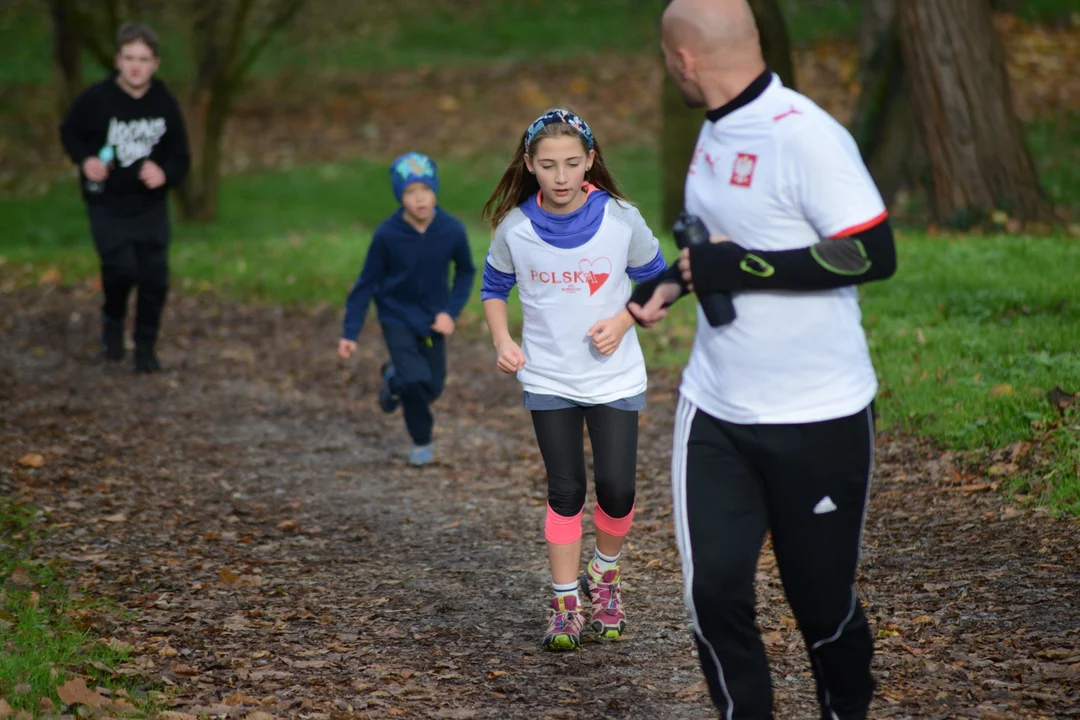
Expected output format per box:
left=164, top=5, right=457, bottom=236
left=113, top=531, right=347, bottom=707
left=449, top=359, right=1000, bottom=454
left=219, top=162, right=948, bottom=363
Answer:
left=545, top=504, right=583, bottom=544
left=594, top=504, right=635, bottom=537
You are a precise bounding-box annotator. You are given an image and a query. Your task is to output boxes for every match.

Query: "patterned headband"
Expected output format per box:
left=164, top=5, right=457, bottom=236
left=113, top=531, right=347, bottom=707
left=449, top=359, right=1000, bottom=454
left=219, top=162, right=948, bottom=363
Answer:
left=523, top=109, right=595, bottom=153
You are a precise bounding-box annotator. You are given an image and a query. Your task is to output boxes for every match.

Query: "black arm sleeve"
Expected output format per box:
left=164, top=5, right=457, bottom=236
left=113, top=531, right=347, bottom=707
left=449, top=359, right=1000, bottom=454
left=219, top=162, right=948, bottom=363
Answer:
left=59, top=89, right=97, bottom=166
left=157, top=96, right=191, bottom=187
left=627, top=263, right=690, bottom=308
left=688, top=217, right=897, bottom=294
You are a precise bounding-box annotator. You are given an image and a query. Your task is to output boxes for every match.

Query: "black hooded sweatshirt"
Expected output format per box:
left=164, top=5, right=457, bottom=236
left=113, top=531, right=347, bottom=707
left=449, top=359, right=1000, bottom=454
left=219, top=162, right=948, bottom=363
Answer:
left=60, top=75, right=190, bottom=213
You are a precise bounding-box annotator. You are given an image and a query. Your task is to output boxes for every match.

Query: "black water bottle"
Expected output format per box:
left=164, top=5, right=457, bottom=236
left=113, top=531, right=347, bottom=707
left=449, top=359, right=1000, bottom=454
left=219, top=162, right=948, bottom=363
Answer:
left=673, top=212, right=737, bottom=327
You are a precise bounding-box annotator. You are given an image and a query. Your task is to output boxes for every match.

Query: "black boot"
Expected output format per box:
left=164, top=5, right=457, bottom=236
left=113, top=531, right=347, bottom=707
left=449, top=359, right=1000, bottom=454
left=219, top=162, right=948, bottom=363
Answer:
left=133, top=325, right=161, bottom=373
left=134, top=349, right=161, bottom=373
left=100, top=314, right=125, bottom=361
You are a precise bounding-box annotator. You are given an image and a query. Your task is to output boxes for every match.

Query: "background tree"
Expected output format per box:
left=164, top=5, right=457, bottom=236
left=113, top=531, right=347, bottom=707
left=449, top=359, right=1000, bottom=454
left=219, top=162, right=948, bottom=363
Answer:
left=660, top=74, right=705, bottom=230
left=897, top=0, right=1056, bottom=226
left=661, top=0, right=796, bottom=228
left=849, top=0, right=920, bottom=209
left=176, top=0, right=306, bottom=222
left=749, top=0, right=796, bottom=92
left=48, top=0, right=84, bottom=112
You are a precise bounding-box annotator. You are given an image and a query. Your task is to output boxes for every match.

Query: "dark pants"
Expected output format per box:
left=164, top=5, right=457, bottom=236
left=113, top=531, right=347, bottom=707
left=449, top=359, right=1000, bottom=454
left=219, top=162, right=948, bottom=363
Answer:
left=531, top=404, right=638, bottom=519
left=382, top=322, right=446, bottom=446
left=88, top=203, right=171, bottom=353
left=672, top=396, right=876, bottom=720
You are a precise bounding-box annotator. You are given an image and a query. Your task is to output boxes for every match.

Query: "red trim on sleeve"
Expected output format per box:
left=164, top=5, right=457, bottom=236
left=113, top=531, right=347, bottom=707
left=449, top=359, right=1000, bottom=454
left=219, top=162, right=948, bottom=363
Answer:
left=830, top=211, right=888, bottom=239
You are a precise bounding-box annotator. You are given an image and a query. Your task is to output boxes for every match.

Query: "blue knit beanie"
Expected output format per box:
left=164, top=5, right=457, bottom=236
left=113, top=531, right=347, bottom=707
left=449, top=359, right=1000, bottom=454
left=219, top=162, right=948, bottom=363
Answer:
left=390, top=152, right=439, bottom=203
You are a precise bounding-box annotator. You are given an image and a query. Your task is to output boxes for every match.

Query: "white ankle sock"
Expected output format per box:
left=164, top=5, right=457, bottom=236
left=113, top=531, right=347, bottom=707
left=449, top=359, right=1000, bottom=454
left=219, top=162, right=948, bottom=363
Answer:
left=589, top=548, right=620, bottom=581
left=553, top=580, right=579, bottom=601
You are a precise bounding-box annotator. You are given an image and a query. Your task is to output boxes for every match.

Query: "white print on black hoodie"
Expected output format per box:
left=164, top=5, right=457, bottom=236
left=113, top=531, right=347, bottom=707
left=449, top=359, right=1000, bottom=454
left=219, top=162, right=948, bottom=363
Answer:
left=60, top=75, right=190, bottom=211
left=107, top=116, right=168, bottom=168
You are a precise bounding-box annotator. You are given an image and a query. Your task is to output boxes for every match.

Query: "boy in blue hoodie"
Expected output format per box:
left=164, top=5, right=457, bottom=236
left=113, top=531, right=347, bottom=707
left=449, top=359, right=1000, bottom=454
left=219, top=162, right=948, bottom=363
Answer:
left=338, top=152, right=476, bottom=466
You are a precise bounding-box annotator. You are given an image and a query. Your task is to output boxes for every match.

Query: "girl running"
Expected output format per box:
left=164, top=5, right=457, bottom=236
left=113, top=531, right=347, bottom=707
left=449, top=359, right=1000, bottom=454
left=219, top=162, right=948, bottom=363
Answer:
left=480, top=109, right=667, bottom=651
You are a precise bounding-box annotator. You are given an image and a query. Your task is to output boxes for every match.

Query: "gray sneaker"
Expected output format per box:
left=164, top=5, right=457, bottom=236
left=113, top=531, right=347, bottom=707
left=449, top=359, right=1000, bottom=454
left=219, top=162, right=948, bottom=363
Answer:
left=408, top=444, right=435, bottom=466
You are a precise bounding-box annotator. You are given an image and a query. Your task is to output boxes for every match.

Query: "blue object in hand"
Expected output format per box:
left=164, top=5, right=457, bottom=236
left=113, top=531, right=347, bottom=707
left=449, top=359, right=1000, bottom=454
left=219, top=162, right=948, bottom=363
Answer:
left=85, top=146, right=114, bottom=194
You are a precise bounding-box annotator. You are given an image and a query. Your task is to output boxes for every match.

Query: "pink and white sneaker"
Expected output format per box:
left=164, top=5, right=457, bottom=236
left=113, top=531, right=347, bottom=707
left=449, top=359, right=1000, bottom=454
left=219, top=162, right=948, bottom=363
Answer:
left=585, top=567, right=627, bottom=639
left=543, top=594, right=586, bottom=651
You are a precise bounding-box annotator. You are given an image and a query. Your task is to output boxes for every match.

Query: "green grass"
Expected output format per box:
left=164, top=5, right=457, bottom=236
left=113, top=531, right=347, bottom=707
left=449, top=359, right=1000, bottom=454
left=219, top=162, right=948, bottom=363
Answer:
left=863, top=235, right=1080, bottom=513
left=1009, top=0, right=1080, bottom=24
left=0, top=145, right=662, bottom=307
left=5, top=0, right=1075, bottom=87
left=1028, top=112, right=1080, bottom=217
left=2, top=138, right=1077, bottom=512
left=0, top=499, right=163, bottom=715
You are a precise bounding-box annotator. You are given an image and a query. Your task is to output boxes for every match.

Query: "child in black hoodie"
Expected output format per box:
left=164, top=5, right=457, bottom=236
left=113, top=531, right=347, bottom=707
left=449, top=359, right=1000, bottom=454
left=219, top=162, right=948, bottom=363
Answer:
left=60, top=22, right=189, bottom=373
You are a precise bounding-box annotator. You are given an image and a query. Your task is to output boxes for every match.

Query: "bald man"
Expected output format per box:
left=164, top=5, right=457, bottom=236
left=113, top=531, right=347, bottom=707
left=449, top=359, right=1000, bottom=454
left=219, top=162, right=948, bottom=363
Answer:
left=628, top=1, right=896, bottom=718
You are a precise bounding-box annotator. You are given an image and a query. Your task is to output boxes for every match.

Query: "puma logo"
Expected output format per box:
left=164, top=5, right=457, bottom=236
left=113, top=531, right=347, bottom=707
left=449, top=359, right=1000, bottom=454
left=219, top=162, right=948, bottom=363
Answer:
left=773, top=105, right=802, bottom=122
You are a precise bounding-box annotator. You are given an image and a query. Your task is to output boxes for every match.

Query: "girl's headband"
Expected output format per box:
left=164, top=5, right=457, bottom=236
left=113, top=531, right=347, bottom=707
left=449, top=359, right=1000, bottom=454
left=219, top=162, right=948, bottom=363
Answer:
left=523, top=109, right=595, bottom=153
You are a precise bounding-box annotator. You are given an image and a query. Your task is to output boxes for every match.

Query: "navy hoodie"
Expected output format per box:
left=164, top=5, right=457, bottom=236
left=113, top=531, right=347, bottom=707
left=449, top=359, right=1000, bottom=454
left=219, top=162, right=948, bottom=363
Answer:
left=342, top=208, right=475, bottom=339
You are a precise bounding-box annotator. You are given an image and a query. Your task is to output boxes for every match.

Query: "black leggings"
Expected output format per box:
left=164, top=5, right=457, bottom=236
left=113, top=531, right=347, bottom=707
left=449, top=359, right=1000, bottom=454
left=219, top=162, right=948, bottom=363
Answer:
left=531, top=404, right=638, bottom=519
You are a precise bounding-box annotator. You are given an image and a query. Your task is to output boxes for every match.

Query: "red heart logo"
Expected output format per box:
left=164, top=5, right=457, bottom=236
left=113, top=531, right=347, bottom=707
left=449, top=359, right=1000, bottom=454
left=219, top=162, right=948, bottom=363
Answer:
left=579, top=257, right=612, bottom=296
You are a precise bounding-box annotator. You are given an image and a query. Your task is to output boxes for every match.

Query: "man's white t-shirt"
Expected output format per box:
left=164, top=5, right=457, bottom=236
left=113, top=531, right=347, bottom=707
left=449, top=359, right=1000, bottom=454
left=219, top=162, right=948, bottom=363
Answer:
left=681, top=74, right=887, bottom=424
left=487, top=200, right=660, bottom=404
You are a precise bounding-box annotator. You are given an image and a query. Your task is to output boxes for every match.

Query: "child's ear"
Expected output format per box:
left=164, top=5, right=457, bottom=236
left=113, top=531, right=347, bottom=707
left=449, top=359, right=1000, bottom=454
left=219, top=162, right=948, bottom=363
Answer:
left=523, top=154, right=535, bottom=174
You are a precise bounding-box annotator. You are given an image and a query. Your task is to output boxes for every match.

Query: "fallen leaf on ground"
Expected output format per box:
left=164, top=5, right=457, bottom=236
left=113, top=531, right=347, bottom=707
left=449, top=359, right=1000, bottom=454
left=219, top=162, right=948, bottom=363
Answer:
left=101, top=638, right=134, bottom=653
left=989, top=384, right=1014, bottom=397
left=1047, top=385, right=1077, bottom=413
left=16, top=453, right=44, bottom=468
left=169, top=662, right=198, bottom=676
left=7, top=568, right=31, bottom=587
left=762, top=631, right=785, bottom=647
left=38, top=267, right=62, bottom=285
left=56, top=677, right=108, bottom=708
left=956, top=484, right=992, bottom=493
left=223, top=691, right=260, bottom=706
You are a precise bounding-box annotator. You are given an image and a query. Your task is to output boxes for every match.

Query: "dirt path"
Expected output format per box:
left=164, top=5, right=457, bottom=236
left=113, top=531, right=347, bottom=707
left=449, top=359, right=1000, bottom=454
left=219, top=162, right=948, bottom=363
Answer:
left=2, top=285, right=1078, bottom=719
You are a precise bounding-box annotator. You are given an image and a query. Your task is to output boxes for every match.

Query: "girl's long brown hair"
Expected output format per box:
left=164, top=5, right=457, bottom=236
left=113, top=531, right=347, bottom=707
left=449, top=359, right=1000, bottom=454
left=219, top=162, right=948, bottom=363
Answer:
left=481, top=119, right=629, bottom=230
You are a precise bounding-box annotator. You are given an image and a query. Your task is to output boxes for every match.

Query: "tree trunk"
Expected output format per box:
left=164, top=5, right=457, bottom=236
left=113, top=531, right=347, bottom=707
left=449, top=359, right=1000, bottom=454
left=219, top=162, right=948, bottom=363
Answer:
left=661, top=0, right=796, bottom=228
left=175, top=0, right=227, bottom=222
left=66, top=0, right=121, bottom=73
left=176, top=86, right=231, bottom=223
left=661, top=73, right=705, bottom=229
left=749, top=0, right=796, bottom=89
left=850, top=0, right=920, bottom=208
left=49, top=0, right=84, bottom=112
left=897, top=0, right=1056, bottom=226
left=174, top=0, right=306, bottom=222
